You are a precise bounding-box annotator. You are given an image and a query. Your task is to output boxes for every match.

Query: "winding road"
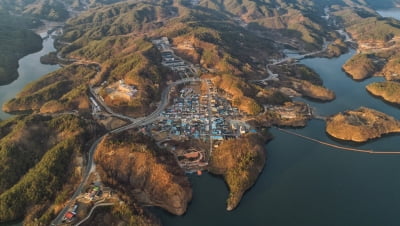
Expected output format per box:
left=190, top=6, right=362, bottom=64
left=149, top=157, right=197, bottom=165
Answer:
left=51, top=77, right=201, bottom=225
left=251, top=39, right=330, bottom=83
left=45, top=4, right=199, bottom=225
left=88, top=86, right=138, bottom=122
left=111, top=77, right=201, bottom=133
left=74, top=202, right=115, bottom=226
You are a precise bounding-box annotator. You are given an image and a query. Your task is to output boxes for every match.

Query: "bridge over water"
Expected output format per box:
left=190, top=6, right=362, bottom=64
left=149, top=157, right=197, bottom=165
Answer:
left=276, top=127, right=400, bottom=155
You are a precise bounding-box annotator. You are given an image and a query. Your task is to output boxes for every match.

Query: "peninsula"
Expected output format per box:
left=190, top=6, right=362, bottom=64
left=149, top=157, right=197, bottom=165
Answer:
left=1, top=0, right=400, bottom=225
left=366, top=81, right=400, bottom=105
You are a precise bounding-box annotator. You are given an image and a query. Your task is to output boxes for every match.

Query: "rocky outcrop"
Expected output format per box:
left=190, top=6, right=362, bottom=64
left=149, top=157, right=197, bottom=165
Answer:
left=366, top=81, right=400, bottom=105
left=326, top=107, right=400, bottom=142
left=94, top=131, right=192, bottom=215
left=208, top=133, right=268, bottom=211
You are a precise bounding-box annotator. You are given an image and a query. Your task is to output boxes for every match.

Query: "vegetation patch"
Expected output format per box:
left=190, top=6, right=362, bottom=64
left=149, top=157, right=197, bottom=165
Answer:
left=0, top=114, right=103, bottom=223
left=95, top=131, right=192, bottom=216
left=366, top=81, right=400, bottom=105
left=208, top=133, right=269, bottom=211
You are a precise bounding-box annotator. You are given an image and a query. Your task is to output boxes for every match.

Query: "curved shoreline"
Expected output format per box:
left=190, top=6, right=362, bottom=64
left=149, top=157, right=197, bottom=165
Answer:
left=326, top=107, right=400, bottom=142
left=0, top=32, right=60, bottom=119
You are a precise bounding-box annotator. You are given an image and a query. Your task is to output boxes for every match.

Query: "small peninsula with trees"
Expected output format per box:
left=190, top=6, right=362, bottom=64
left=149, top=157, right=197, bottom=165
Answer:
left=1, top=0, right=400, bottom=225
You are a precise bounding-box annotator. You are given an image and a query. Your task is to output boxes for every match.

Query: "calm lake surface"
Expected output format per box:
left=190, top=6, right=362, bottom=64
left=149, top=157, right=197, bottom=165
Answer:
left=0, top=32, right=59, bottom=226
left=0, top=33, right=60, bottom=119
left=156, top=9, right=400, bottom=226
left=2, top=8, right=400, bottom=226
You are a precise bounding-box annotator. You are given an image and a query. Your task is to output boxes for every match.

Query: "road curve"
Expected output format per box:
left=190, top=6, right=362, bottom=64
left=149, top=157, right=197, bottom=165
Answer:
left=52, top=20, right=201, bottom=224
left=89, top=86, right=137, bottom=122
left=51, top=135, right=105, bottom=225
left=51, top=77, right=201, bottom=225
left=251, top=39, right=330, bottom=83
left=75, top=203, right=115, bottom=226
left=111, top=77, right=201, bottom=133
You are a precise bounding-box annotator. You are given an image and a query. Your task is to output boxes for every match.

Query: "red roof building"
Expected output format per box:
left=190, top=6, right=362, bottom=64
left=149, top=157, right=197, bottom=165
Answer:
left=64, top=211, right=75, bottom=220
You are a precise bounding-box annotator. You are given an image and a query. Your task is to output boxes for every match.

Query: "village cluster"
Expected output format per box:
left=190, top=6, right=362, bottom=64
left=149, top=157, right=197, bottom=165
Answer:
left=86, top=36, right=314, bottom=173
left=151, top=82, right=247, bottom=141
left=63, top=184, right=112, bottom=223
left=152, top=37, right=198, bottom=79
left=148, top=79, right=253, bottom=171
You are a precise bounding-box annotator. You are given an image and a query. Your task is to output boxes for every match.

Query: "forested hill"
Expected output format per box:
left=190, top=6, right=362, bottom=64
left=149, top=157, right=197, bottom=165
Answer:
left=1, top=0, right=400, bottom=224
left=0, top=0, right=129, bottom=21
left=0, top=0, right=128, bottom=85
left=0, top=0, right=69, bottom=21
left=0, top=10, right=42, bottom=85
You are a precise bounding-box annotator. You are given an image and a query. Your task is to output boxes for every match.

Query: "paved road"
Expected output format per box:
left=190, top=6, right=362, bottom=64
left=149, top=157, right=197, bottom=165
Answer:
left=56, top=46, right=137, bottom=123
left=51, top=136, right=105, bottom=225
left=205, top=80, right=213, bottom=158
left=52, top=21, right=202, bottom=224
left=251, top=39, right=330, bottom=83
left=75, top=202, right=115, bottom=226
left=51, top=77, right=200, bottom=225
left=111, top=77, right=201, bottom=133
left=89, top=86, right=137, bottom=122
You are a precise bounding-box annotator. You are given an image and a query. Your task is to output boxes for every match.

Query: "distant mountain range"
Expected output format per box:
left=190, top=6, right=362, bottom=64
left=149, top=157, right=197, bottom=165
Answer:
left=1, top=0, right=400, bottom=225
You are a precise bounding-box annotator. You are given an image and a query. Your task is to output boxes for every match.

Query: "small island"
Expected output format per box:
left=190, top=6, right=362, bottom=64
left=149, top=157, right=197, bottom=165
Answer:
left=366, top=81, right=400, bottom=105
left=326, top=107, right=400, bottom=142
left=4, top=0, right=400, bottom=225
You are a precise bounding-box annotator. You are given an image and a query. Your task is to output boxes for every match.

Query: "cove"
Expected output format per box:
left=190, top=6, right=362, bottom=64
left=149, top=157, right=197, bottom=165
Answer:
left=1, top=8, right=400, bottom=226
left=0, top=33, right=60, bottom=120
left=155, top=17, right=400, bottom=226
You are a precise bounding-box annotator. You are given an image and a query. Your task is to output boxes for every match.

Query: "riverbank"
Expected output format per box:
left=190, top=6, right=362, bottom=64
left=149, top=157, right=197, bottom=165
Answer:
left=157, top=8, right=400, bottom=226
left=33, top=21, right=64, bottom=35
left=0, top=18, right=43, bottom=86
left=0, top=32, right=60, bottom=119
left=3, top=3, right=400, bottom=226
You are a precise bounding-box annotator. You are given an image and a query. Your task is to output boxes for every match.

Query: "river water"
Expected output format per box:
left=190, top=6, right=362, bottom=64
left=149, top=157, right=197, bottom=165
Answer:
left=1, top=8, right=400, bottom=226
left=155, top=9, right=400, bottom=226
left=0, top=32, right=59, bottom=226
left=0, top=33, right=60, bottom=120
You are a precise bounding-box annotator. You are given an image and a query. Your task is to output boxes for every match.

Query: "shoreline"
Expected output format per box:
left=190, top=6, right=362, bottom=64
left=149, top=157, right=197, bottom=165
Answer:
left=32, top=20, right=64, bottom=37
left=0, top=23, right=61, bottom=119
